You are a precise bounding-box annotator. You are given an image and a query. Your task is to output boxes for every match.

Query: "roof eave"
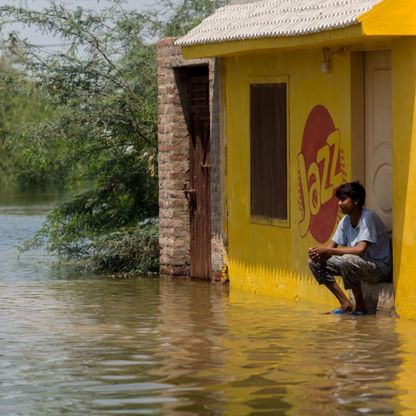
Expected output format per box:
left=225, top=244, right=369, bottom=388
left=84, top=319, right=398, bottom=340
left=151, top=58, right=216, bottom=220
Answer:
left=181, top=25, right=366, bottom=59
left=179, top=0, right=416, bottom=60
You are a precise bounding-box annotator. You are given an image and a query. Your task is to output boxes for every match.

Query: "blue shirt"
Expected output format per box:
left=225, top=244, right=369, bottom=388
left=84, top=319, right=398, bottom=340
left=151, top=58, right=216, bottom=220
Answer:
left=332, top=208, right=391, bottom=276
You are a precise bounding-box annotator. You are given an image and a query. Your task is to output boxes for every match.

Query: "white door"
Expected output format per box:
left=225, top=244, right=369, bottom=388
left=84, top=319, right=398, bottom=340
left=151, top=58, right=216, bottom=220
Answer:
left=365, top=50, right=392, bottom=231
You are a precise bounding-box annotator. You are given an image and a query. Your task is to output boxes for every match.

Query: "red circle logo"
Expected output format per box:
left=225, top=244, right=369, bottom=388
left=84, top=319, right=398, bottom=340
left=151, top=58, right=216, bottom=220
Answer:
left=297, top=105, right=345, bottom=243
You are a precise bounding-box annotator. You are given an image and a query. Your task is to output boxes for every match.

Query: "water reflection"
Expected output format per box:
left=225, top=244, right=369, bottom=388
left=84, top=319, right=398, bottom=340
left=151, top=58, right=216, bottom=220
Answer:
left=2, top=275, right=415, bottom=415
left=215, top=291, right=404, bottom=415
left=394, top=320, right=416, bottom=416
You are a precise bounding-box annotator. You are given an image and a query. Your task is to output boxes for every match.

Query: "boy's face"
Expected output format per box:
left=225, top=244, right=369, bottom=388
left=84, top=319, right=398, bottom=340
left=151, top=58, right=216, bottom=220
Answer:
left=337, top=196, right=359, bottom=215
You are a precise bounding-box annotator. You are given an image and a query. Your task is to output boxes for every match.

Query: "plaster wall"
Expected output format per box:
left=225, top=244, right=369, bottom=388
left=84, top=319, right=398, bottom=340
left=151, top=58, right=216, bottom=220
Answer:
left=223, top=39, right=416, bottom=317
left=391, top=37, right=416, bottom=319
left=224, top=48, right=352, bottom=307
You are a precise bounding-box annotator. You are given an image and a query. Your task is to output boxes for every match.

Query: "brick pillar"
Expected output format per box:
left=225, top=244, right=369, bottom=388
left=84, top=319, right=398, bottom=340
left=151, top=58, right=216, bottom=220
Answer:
left=158, top=38, right=188, bottom=276
left=157, top=38, right=227, bottom=279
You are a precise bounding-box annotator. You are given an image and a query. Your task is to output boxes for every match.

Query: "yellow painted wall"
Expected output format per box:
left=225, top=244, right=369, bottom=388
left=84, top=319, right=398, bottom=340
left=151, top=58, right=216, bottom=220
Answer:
left=178, top=0, right=416, bottom=316
left=225, top=48, right=353, bottom=309
left=219, top=37, right=416, bottom=318
left=391, top=37, right=416, bottom=319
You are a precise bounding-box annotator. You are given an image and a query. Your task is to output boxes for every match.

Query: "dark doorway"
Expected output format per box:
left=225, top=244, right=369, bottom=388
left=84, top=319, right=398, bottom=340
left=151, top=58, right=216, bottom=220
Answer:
left=181, top=68, right=211, bottom=279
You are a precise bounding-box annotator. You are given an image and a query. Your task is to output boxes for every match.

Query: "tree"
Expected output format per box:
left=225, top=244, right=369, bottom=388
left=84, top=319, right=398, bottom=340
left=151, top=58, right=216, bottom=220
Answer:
left=0, top=57, right=61, bottom=186
left=0, top=0, right=222, bottom=273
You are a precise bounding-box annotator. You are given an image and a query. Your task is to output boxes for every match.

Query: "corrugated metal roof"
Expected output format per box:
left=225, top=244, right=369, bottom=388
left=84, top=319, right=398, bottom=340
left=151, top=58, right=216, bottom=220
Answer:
left=176, top=0, right=384, bottom=46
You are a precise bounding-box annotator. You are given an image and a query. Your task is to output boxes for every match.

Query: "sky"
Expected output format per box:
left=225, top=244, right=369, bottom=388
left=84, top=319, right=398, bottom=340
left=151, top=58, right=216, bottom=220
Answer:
left=0, top=0, right=155, bottom=47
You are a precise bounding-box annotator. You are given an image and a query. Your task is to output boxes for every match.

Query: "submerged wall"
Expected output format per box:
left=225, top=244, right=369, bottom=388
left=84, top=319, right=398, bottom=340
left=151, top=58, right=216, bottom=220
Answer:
left=391, top=37, right=416, bottom=319
left=157, top=38, right=226, bottom=279
left=224, top=48, right=351, bottom=308
left=222, top=39, right=416, bottom=317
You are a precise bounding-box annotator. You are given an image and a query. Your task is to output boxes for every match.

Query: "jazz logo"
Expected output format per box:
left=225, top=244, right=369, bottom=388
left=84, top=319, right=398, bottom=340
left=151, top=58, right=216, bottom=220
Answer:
left=297, top=105, right=345, bottom=243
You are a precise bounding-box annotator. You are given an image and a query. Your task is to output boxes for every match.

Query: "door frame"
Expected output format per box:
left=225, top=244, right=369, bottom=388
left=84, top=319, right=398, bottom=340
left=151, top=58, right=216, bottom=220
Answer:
left=351, top=50, right=392, bottom=233
left=186, top=69, right=212, bottom=280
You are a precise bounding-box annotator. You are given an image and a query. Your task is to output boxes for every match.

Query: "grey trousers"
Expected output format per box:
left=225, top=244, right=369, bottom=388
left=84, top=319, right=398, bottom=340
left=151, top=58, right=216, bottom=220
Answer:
left=308, top=254, right=388, bottom=290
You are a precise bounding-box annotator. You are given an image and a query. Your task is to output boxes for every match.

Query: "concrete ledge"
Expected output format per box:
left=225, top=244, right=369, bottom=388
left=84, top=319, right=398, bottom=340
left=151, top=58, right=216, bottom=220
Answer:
left=360, top=281, right=396, bottom=316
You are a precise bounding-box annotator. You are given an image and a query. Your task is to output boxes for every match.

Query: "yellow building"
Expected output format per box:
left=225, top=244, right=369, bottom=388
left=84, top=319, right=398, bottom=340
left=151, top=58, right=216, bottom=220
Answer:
left=171, top=0, right=416, bottom=319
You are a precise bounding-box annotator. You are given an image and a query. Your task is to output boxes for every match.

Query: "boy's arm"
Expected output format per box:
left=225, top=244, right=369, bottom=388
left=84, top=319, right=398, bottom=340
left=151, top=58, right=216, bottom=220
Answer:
left=309, top=241, right=368, bottom=262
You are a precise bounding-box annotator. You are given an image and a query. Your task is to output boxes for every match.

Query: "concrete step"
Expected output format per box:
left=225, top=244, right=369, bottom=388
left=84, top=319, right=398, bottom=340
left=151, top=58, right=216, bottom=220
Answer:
left=356, top=281, right=395, bottom=316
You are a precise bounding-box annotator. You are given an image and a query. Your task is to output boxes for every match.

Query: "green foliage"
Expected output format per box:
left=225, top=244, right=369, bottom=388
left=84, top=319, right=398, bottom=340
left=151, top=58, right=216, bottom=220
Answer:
left=22, top=152, right=158, bottom=257
left=1, top=1, right=159, bottom=185
left=0, top=0, right=221, bottom=273
left=22, top=219, right=160, bottom=274
left=0, top=59, right=65, bottom=185
left=89, top=221, right=159, bottom=274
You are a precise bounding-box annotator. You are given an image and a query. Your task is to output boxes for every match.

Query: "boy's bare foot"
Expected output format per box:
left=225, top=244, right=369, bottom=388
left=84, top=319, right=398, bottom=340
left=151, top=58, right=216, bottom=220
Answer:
left=340, top=302, right=353, bottom=312
left=326, top=303, right=353, bottom=314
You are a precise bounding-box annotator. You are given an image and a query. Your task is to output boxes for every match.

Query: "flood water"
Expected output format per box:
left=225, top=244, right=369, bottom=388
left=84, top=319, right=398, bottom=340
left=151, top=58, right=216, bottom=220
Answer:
left=1, top=190, right=416, bottom=415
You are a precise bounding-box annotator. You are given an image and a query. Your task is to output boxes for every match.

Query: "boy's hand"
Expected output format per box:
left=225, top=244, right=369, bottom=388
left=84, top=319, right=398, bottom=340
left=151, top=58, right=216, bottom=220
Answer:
left=308, top=246, right=330, bottom=262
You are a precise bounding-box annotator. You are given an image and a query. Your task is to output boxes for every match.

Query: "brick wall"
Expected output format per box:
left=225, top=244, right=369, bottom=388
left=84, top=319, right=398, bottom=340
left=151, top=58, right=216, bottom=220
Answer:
left=157, top=38, right=227, bottom=279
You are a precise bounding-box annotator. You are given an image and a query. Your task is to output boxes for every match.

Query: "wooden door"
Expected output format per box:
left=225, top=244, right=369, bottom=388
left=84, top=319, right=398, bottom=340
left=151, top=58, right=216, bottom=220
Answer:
left=365, top=51, right=392, bottom=231
left=187, top=76, right=211, bottom=279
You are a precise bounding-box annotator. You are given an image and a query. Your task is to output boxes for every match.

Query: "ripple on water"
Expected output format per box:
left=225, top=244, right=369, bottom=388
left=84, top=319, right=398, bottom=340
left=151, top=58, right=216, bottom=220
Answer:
left=0, top=271, right=415, bottom=415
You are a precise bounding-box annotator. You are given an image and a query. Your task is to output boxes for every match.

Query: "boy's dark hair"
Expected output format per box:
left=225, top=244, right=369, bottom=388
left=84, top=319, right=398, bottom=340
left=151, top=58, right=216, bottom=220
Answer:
left=335, top=181, right=366, bottom=207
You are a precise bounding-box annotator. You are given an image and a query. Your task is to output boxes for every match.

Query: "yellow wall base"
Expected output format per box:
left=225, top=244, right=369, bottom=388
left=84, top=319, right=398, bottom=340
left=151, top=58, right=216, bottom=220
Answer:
left=229, top=260, right=344, bottom=310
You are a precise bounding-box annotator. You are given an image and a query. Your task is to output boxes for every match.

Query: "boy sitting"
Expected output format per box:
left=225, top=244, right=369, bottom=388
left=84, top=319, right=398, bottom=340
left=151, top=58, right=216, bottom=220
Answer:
left=308, top=181, right=391, bottom=315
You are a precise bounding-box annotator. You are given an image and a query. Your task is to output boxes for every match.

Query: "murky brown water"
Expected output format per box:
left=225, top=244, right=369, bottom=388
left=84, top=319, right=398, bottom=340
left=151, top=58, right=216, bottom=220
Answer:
left=1, top=189, right=416, bottom=415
